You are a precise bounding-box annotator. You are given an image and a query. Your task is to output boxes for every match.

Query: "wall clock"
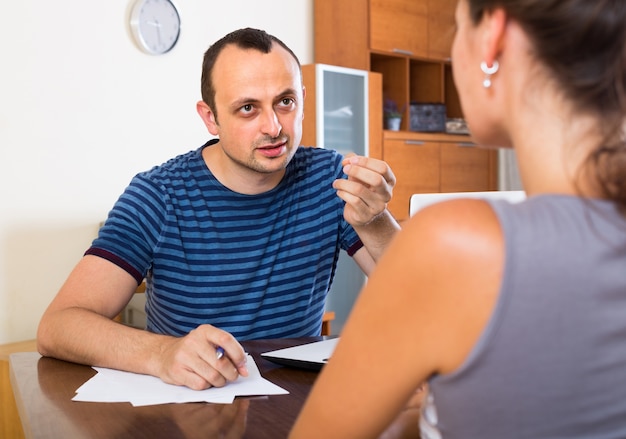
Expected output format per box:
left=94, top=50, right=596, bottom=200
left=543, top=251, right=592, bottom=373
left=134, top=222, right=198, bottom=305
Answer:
left=130, top=0, right=181, bottom=55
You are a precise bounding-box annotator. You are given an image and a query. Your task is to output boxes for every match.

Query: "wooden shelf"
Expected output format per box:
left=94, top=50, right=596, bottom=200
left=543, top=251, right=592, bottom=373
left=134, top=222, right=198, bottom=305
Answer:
left=384, top=130, right=472, bottom=143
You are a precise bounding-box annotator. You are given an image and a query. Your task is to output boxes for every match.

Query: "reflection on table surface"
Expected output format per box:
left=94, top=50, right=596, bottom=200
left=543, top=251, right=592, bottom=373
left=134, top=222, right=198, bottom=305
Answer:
left=10, top=338, right=420, bottom=439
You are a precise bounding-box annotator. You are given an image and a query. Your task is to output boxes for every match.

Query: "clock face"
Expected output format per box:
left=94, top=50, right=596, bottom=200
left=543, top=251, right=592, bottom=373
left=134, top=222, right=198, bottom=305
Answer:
left=130, top=0, right=181, bottom=55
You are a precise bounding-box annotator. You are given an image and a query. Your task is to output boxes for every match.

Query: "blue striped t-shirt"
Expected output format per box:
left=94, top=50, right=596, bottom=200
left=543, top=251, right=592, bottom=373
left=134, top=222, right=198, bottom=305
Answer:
left=87, top=140, right=362, bottom=340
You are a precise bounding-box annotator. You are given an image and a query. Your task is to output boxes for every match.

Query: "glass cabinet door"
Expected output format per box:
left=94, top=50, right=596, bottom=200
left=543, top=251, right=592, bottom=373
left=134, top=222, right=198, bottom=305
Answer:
left=316, top=64, right=369, bottom=156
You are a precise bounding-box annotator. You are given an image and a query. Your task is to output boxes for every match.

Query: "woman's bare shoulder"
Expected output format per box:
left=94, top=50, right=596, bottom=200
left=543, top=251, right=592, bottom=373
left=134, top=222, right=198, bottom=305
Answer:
left=382, top=198, right=505, bottom=373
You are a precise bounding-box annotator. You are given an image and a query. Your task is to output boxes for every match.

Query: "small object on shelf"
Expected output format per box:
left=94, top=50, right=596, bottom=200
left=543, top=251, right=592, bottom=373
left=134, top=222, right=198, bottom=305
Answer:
left=446, top=118, right=470, bottom=135
left=386, top=117, right=402, bottom=131
left=409, top=102, right=446, bottom=132
left=384, top=98, right=404, bottom=131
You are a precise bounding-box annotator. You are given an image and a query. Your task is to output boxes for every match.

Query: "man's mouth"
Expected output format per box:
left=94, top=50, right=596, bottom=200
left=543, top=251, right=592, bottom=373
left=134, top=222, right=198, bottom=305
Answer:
left=257, top=141, right=287, bottom=158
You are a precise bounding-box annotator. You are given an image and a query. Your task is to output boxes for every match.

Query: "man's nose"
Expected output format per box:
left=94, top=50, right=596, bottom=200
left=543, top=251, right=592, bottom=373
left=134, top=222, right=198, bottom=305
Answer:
left=260, top=109, right=282, bottom=138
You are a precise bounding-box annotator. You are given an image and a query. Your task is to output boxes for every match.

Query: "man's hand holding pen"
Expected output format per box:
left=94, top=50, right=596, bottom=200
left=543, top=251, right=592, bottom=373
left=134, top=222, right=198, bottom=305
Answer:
left=156, top=325, right=249, bottom=390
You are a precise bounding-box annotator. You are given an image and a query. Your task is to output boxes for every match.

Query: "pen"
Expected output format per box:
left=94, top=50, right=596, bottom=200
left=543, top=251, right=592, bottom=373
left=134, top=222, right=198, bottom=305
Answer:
left=216, top=346, right=225, bottom=360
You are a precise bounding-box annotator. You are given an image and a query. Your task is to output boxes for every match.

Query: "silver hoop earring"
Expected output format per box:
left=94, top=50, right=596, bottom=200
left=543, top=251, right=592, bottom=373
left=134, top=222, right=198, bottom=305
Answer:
left=480, top=60, right=499, bottom=88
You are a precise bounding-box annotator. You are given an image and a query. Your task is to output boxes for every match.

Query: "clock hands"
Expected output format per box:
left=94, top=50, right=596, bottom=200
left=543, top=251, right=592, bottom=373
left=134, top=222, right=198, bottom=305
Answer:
left=145, top=19, right=161, bottom=28
left=145, top=18, right=163, bottom=46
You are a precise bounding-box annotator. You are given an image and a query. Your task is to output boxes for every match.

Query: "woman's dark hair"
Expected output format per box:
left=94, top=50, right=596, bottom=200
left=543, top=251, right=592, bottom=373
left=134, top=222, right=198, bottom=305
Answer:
left=469, top=0, right=626, bottom=213
left=200, top=27, right=301, bottom=122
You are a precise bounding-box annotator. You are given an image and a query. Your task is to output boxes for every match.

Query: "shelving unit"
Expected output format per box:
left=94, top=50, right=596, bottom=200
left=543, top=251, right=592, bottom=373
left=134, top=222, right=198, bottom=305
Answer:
left=369, top=53, right=464, bottom=132
left=314, top=0, right=498, bottom=220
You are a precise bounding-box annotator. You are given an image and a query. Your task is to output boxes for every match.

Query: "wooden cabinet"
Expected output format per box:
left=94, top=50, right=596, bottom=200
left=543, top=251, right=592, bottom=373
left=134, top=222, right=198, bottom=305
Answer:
left=314, top=0, right=370, bottom=70
left=370, top=0, right=456, bottom=61
left=313, top=0, right=498, bottom=220
left=427, top=0, right=457, bottom=60
left=315, top=0, right=456, bottom=66
left=370, top=0, right=429, bottom=58
left=384, top=131, right=498, bottom=219
left=314, top=0, right=463, bottom=127
left=440, top=141, right=497, bottom=193
left=314, top=0, right=463, bottom=126
left=384, top=137, right=440, bottom=218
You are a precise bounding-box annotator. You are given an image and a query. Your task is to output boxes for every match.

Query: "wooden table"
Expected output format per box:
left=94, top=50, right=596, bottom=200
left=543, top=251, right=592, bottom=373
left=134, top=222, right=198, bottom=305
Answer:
left=10, top=338, right=421, bottom=438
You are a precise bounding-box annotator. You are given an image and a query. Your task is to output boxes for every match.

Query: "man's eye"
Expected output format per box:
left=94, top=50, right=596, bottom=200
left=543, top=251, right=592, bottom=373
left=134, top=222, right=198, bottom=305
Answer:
left=242, top=104, right=253, bottom=112
left=279, top=98, right=295, bottom=108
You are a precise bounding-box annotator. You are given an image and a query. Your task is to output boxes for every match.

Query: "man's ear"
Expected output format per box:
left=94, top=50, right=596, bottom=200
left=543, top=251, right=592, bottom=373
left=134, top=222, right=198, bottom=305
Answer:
left=196, top=101, right=219, bottom=135
left=302, top=85, right=306, bottom=120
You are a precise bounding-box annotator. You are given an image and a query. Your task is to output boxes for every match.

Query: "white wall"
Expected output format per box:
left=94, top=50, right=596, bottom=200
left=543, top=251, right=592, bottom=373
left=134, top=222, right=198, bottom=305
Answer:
left=0, top=0, right=314, bottom=344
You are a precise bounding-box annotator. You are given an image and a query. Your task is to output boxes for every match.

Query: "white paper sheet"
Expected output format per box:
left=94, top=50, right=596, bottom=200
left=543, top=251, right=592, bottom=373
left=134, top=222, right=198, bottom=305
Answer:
left=261, top=338, right=339, bottom=364
left=72, top=354, right=288, bottom=406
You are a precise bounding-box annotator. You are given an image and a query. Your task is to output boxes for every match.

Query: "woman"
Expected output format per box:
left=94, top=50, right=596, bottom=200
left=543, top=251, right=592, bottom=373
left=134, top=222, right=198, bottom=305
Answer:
left=290, top=0, right=626, bottom=438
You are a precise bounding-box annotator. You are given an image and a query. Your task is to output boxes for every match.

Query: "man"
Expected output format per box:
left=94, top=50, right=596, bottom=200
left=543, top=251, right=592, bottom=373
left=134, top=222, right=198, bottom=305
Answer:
left=37, top=28, right=399, bottom=390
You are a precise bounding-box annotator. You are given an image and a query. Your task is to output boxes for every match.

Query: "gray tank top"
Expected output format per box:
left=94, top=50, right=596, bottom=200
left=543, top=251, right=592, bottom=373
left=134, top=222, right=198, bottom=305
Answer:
left=420, top=194, right=626, bottom=439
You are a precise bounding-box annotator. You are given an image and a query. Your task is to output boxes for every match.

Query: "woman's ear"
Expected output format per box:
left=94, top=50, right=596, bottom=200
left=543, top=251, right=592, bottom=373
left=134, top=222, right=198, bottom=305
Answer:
left=481, top=7, right=507, bottom=67
left=196, top=101, right=219, bottom=136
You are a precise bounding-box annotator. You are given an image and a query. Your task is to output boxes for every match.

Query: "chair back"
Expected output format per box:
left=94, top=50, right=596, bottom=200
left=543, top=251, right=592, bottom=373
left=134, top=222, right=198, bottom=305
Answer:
left=409, top=191, right=526, bottom=217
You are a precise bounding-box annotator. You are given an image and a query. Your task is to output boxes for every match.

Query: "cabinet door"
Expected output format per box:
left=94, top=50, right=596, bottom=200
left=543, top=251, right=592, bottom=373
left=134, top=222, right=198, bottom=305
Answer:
left=302, top=65, right=383, bottom=159
left=427, top=0, right=457, bottom=60
left=370, top=0, right=428, bottom=58
left=440, top=142, right=495, bottom=192
left=384, top=138, right=440, bottom=220
left=314, top=0, right=370, bottom=70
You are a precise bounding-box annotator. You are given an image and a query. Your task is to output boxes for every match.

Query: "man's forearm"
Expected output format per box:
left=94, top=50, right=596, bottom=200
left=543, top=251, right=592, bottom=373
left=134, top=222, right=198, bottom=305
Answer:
left=37, top=307, right=170, bottom=377
left=354, top=209, right=401, bottom=262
